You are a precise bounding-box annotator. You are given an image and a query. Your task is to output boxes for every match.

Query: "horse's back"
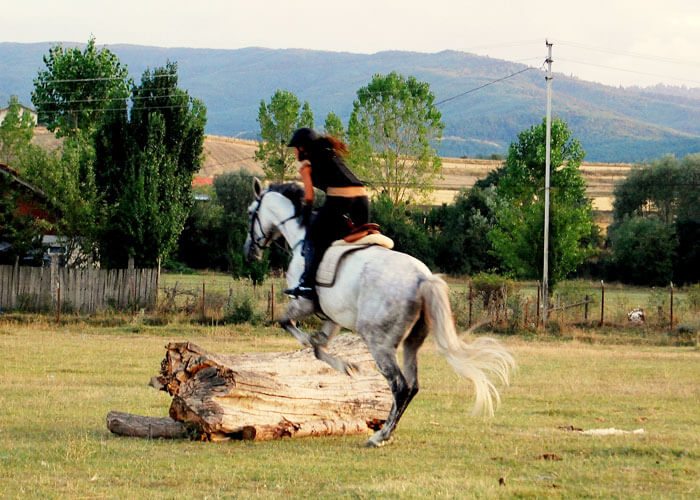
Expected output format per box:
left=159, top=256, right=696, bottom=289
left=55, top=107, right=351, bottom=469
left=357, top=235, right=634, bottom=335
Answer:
left=317, top=245, right=432, bottom=331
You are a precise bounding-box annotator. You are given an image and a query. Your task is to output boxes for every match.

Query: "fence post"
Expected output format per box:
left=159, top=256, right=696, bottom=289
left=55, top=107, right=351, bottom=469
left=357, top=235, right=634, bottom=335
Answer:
left=669, top=282, right=674, bottom=331
left=468, top=281, right=473, bottom=328
left=584, top=294, right=589, bottom=322
left=202, top=281, right=206, bottom=322
left=536, top=280, right=541, bottom=326
left=599, top=280, right=605, bottom=326
left=128, top=256, right=135, bottom=312
left=56, top=280, right=61, bottom=323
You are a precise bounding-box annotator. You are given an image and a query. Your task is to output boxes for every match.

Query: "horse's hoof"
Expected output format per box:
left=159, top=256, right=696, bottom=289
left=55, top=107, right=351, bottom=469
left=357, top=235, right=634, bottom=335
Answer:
left=364, top=435, right=390, bottom=448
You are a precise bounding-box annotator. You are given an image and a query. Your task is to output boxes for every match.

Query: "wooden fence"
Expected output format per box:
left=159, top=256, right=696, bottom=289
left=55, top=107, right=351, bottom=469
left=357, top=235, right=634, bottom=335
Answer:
left=0, top=264, right=159, bottom=313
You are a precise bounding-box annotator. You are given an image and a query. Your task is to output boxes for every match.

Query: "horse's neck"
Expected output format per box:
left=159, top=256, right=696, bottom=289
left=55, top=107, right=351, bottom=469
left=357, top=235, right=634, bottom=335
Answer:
left=268, top=197, right=306, bottom=287
left=269, top=195, right=305, bottom=250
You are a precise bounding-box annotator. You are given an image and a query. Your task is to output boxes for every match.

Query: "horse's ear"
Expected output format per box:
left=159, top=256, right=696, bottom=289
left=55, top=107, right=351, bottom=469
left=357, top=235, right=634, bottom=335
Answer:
left=252, top=177, right=262, bottom=198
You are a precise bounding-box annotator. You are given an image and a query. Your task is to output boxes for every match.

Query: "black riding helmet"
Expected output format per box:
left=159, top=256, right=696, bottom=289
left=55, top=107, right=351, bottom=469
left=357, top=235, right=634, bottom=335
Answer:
left=287, top=127, right=318, bottom=149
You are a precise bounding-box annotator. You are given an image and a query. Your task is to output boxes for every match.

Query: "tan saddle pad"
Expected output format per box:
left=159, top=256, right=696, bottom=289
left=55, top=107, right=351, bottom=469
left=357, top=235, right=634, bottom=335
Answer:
left=315, top=234, right=394, bottom=287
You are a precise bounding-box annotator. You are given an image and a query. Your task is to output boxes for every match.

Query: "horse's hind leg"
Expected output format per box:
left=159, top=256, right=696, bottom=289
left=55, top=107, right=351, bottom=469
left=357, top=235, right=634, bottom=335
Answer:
left=363, top=337, right=412, bottom=447
left=401, top=315, right=429, bottom=411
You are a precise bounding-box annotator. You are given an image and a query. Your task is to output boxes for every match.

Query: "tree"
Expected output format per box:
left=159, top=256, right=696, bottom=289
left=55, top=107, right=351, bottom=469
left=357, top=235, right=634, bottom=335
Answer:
left=611, top=153, right=700, bottom=285
left=0, top=174, right=48, bottom=266
left=20, top=136, right=99, bottom=266
left=94, top=63, right=207, bottom=268
left=347, top=72, right=443, bottom=211
left=608, top=216, right=677, bottom=286
left=323, top=111, right=345, bottom=139
left=255, top=90, right=313, bottom=181
left=0, top=96, right=35, bottom=164
left=613, top=154, right=700, bottom=224
left=370, top=193, right=435, bottom=269
left=31, top=37, right=130, bottom=138
left=427, top=187, right=501, bottom=275
left=488, top=118, right=594, bottom=287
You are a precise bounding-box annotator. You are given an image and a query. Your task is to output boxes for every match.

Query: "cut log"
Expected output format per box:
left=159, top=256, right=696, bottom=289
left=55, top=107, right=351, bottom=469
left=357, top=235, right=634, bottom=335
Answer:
left=156, top=334, right=392, bottom=441
left=106, top=411, right=189, bottom=439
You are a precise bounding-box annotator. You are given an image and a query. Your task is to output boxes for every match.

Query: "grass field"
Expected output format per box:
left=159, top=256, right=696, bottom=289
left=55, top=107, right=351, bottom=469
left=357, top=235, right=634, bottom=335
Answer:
left=1, top=317, right=699, bottom=499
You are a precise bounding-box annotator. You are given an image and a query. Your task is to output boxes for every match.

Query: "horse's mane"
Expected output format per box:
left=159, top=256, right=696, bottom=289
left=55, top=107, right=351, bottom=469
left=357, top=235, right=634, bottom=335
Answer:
left=267, top=182, right=305, bottom=215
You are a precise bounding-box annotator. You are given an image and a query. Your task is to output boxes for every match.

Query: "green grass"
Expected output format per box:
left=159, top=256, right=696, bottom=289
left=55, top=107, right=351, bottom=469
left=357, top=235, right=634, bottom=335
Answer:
left=1, top=319, right=699, bottom=499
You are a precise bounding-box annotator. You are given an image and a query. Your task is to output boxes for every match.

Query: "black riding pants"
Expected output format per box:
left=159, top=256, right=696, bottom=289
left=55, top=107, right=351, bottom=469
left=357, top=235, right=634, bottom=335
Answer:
left=301, top=195, right=370, bottom=286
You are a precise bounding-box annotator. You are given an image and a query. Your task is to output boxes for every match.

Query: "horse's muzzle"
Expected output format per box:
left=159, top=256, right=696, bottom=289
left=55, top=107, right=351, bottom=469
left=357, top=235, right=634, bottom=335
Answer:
left=243, top=237, right=261, bottom=261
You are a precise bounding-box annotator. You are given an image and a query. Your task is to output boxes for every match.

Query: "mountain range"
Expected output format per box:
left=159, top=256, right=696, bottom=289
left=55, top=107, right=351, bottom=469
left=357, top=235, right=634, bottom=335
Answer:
left=2, top=42, right=700, bottom=162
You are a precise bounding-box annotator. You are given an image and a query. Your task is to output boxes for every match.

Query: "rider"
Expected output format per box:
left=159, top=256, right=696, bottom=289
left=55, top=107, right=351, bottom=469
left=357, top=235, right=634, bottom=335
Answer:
left=284, top=127, right=369, bottom=299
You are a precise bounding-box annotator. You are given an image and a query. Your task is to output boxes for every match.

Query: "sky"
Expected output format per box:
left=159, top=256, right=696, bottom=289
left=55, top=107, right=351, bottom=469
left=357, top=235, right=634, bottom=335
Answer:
left=3, top=0, right=700, bottom=88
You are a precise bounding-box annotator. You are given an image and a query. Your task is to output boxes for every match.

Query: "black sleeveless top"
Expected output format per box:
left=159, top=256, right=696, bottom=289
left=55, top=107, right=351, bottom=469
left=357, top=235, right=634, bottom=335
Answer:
left=307, top=150, right=364, bottom=192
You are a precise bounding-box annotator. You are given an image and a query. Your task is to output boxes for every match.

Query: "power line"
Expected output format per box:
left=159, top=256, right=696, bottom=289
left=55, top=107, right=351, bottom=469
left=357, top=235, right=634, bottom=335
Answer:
left=556, top=57, right=700, bottom=86
left=555, top=39, right=700, bottom=68
left=33, top=93, right=189, bottom=106
left=38, top=103, right=190, bottom=113
left=434, top=66, right=538, bottom=106
left=36, top=73, right=176, bottom=84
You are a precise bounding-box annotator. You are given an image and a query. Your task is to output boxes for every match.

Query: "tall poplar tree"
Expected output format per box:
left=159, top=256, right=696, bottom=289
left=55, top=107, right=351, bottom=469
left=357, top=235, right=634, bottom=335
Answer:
left=0, top=96, right=35, bottom=164
left=255, top=90, right=313, bottom=181
left=488, top=118, right=594, bottom=287
left=95, top=63, right=206, bottom=268
left=347, top=72, right=443, bottom=211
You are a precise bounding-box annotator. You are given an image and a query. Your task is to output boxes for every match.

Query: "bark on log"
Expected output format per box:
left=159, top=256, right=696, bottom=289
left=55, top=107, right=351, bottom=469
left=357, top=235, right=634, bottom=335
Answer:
left=106, top=411, right=189, bottom=439
left=156, top=334, right=392, bottom=441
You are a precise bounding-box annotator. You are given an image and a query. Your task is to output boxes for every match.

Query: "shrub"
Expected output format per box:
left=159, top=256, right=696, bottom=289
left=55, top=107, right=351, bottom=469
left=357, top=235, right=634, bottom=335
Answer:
left=553, top=280, right=591, bottom=307
left=470, top=272, right=517, bottom=308
left=225, top=290, right=262, bottom=324
left=608, top=216, right=677, bottom=286
left=685, top=284, right=700, bottom=311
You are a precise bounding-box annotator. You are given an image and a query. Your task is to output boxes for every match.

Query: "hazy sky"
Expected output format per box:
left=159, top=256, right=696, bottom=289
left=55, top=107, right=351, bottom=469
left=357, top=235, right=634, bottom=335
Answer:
left=4, top=0, right=700, bottom=88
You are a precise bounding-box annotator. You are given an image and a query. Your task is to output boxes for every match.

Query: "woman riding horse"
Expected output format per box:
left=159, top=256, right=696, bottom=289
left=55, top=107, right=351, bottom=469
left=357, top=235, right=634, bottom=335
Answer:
left=285, top=127, right=369, bottom=299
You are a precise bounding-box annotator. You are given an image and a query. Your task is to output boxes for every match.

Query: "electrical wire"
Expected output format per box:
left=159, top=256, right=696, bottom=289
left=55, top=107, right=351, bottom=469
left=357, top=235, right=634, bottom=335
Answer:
left=32, top=93, right=189, bottom=106
left=434, top=66, right=540, bottom=106
left=37, top=103, right=190, bottom=113
left=35, top=73, right=176, bottom=84
left=555, top=39, right=700, bottom=68
left=556, top=57, right=700, bottom=86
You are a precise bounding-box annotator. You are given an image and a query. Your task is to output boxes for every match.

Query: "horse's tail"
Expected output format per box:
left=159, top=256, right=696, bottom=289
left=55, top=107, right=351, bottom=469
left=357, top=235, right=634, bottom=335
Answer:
left=419, top=275, right=515, bottom=417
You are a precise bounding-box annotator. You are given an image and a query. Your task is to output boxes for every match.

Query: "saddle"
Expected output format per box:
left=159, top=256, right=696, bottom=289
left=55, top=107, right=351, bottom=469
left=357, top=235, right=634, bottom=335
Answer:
left=342, top=222, right=382, bottom=243
left=315, top=223, right=394, bottom=287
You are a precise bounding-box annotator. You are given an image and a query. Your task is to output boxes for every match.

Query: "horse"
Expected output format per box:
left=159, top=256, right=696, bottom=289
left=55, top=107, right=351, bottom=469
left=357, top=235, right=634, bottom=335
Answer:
left=243, top=179, right=515, bottom=447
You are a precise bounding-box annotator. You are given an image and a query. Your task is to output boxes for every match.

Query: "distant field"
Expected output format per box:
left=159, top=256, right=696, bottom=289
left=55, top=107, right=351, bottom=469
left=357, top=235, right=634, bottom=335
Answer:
left=194, top=136, right=633, bottom=228
left=0, top=321, right=698, bottom=499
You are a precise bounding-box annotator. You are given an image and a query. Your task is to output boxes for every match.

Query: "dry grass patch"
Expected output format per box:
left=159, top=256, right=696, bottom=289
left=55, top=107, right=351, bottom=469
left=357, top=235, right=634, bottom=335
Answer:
left=0, top=321, right=698, bottom=499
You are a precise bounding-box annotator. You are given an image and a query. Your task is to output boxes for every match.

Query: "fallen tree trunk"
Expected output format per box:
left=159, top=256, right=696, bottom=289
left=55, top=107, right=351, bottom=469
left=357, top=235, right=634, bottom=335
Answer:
left=118, top=334, right=391, bottom=441
left=106, top=411, right=188, bottom=439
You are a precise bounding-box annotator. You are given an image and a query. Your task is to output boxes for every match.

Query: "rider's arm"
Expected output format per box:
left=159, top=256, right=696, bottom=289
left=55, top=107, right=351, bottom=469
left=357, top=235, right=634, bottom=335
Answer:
left=299, top=161, right=314, bottom=205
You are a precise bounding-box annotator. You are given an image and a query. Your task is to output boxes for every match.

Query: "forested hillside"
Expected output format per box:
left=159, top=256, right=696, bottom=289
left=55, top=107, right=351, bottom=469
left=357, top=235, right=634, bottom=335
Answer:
left=2, top=42, right=699, bottom=162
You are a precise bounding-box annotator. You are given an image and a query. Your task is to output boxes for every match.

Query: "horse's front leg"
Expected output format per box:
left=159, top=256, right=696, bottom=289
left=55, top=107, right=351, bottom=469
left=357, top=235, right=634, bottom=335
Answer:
left=279, top=297, right=315, bottom=346
left=310, top=321, right=359, bottom=376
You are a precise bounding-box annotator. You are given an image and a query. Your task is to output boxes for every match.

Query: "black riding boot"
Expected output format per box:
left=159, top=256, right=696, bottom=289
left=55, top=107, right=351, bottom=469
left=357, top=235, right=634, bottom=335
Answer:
left=284, top=239, right=316, bottom=299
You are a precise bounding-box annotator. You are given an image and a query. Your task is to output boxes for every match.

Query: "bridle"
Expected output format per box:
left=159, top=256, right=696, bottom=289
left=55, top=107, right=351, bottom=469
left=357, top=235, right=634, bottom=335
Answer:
left=248, top=192, right=303, bottom=253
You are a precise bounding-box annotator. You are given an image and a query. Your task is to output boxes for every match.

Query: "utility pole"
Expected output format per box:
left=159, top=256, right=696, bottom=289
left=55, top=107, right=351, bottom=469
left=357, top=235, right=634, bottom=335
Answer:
left=542, top=40, right=553, bottom=326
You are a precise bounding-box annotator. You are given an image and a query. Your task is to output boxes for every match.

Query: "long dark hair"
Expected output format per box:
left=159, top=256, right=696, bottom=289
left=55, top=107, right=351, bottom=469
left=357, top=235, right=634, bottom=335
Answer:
left=309, top=134, right=349, bottom=164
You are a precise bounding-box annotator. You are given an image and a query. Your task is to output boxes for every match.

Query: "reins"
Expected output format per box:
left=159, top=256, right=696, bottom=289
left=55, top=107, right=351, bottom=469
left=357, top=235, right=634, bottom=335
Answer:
left=248, top=192, right=305, bottom=257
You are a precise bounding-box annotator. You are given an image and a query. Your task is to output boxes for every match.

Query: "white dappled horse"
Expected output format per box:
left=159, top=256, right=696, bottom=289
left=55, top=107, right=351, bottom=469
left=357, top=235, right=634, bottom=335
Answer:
left=243, top=179, right=515, bottom=447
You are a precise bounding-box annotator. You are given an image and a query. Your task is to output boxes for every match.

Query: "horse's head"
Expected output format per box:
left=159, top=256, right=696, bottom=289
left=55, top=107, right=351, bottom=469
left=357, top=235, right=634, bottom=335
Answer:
left=243, top=178, right=276, bottom=261
left=244, top=178, right=305, bottom=261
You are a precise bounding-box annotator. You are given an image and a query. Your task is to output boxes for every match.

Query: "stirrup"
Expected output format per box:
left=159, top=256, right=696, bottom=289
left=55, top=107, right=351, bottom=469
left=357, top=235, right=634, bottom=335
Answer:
left=284, top=286, right=315, bottom=299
